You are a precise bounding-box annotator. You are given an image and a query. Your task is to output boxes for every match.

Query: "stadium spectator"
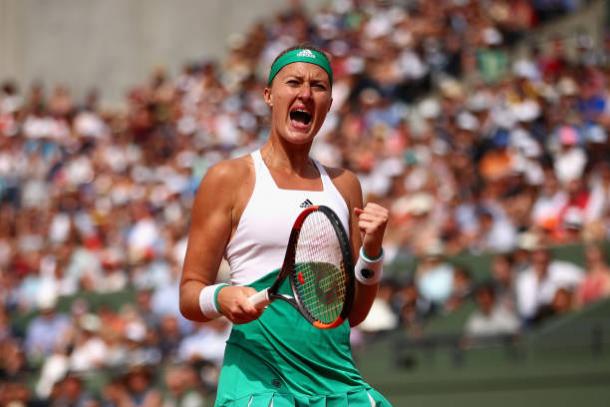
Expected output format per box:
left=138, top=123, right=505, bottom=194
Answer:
left=470, top=206, right=517, bottom=253
left=49, top=373, right=95, bottom=407
left=162, top=364, right=208, bottom=407
left=0, top=338, right=28, bottom=382
left=123, top=365, right=162, bottom=407
left=464, top=282, right=521, bottom=339
left=515, top=247, right=584, bottom=322
left=0, top=381, right=32, bottom=407
left=0, top=306, right=12, bottom=342
left=531, top=286, right=575, bottom=325
left=394, top=279, right=428, bottom=337
left=122, top=318, right=162, bottom=367
left=101, top=377, right=132, bottom=407
left=151, top=262, right=193, bottom=335
left=69, top=314, right=108, bottom=373
left=359, top=279, right=400, bottom=333
left=490, top=253, right=518, bottom=313
left=414, top=243, right=454, bottom=307
left=36, top=344, right=70, bottom=399
left=445, top=267, right=474, bottom=312
left=157, top=314, right=184, bottom=362
left=24, top=292, right=71, bottom=363
left=177, top=319, right=231, bottom=366
left=575, top=243, right=610, bottom=307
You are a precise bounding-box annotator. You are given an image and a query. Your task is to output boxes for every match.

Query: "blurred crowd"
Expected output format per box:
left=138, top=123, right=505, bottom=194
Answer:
left=0, top=0, right=606, bottom=404
left=359, top=242, right=610, bottom=341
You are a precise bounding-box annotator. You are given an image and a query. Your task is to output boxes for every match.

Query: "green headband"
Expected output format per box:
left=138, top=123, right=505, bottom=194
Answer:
left=267, top=48, right=333, bottom=86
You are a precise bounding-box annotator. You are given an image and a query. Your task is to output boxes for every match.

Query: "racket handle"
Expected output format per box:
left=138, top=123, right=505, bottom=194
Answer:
left=249, top=289, right=271, bottom=309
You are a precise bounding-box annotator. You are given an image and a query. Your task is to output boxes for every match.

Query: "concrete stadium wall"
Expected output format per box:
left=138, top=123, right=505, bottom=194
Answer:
left=513, top=0, right=607, bottom=59
left=0, top=0, right=327, bottom=106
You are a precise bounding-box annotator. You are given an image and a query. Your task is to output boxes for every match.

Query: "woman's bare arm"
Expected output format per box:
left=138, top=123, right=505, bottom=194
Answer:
left=179, top=159, right=261, bottom=323
left=330, top=168, right=388, bottom=327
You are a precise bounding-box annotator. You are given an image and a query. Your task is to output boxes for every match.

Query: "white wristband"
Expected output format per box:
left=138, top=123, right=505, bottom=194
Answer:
left=198, top=283, right=229, bottom=319
left=355, top=247, right=384, bottom=285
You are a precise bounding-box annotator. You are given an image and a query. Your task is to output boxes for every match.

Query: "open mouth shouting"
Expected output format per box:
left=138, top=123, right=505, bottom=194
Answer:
left=289, top=106, right=313, bottom=132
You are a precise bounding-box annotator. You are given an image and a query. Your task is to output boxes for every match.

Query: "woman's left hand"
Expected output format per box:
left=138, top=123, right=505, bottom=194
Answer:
left=355, top=202, right=389, bottom=259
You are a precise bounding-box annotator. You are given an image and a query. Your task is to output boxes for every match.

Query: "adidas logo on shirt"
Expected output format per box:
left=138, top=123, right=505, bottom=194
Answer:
left=300, top=199, right=313, bottom=208
left=297, top=49, right=316, bottom=59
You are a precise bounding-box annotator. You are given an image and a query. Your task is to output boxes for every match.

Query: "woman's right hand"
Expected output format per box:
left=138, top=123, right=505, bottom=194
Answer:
left=217, top=285, right=264, bottom=324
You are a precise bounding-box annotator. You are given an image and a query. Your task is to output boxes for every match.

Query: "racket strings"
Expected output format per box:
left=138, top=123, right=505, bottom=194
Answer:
left=294, top=211, right=347, bottom=324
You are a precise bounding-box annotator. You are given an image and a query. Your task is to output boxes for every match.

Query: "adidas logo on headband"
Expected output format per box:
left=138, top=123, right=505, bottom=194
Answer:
left=296, top=49, right=316, bottom=59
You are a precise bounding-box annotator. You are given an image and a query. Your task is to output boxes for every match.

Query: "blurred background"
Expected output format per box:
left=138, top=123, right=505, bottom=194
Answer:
left=1, top=0, right=610, bottom=406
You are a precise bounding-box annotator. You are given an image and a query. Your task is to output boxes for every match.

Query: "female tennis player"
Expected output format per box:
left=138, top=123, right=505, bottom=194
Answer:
left=180, top=44, right=391, bottom=406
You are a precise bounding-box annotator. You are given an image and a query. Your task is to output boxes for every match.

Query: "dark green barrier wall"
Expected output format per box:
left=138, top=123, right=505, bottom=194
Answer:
left=387, top=241, right=610, bottom=282
left=356, top=299, right=610, bottom=406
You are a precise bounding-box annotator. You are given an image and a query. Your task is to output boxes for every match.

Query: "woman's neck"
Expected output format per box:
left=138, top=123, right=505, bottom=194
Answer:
left=261, top=137, right=315, bottom=176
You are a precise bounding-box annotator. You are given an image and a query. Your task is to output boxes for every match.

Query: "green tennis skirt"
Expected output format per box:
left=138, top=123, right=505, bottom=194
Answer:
left=214, top=272, right=392, bottom=407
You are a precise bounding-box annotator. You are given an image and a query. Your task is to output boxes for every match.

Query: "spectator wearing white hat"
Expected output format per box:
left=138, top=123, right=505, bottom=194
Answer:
left=69, top=314, right=108, bottom=372
left=553, top=125, right=587, bottom=184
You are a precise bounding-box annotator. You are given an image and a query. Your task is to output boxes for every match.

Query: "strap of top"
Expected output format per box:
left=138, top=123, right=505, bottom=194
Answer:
left=312, top=160, right=349, bottom=223
left=251, top=149, right=264, bottom=169
left=312, top=159, right=332, bottom=191
left=251, top=149, right=274, bottom=190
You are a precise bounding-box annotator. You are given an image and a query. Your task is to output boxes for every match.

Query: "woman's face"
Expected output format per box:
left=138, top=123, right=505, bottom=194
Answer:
left=264, top=62, right=332, bottom=145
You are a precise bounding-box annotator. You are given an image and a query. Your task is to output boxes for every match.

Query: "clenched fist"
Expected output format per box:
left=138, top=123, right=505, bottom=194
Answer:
left=354, top=202, right=389, bottom=259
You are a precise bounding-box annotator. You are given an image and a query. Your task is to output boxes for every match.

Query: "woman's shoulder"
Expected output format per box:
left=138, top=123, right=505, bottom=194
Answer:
left=203, top=154, right=254, bottom=184
left=323, top=165, right=361, bottom=191
left=321, top=164, right=362, bottom=206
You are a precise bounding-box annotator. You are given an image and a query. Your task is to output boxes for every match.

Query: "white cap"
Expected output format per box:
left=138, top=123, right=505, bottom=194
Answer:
left=467, top=91, right=493, bottom=112
left=424, top=240, right=444, bottom=257
left=511, top=128, right=541, bottom=158
left=563, top=207, right=584, bottom=229
left=517, top=231, right=542, bottom=251
left=80, top=314, right=101, bottom=332
left=511, top=100, right=540, bottom=122
left=439, top=79, right=464, bottom=99
left=418, top=98, right=441, bottom=119
left=513, top=59, right=539, bottom=80
left=37, top=290, right=58, bottom=310
left=125, top=322, right=146, bottom=342
left=491, top=107, right=516, bottom=129
left=364, top=14, right=392, bottom=39
left=558, top=77, right=579, bottom=96
left=392, top=192, right=434, bottom=217
left=456, top=111, right=480, bottom=131
left=482, top=27, right=503, bottom=45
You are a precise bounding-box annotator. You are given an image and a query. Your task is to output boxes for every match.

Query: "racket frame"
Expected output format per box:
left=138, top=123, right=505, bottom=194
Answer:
left=262, top=205, right=355, bottom=329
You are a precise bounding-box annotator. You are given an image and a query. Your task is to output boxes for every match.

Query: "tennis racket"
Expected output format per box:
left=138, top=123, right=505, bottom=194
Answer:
left=248, top=205, right=355, bottom=329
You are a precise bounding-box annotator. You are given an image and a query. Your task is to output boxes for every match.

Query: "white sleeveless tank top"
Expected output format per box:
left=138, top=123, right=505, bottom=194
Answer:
left=225, top=150, right=350, bottom=285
